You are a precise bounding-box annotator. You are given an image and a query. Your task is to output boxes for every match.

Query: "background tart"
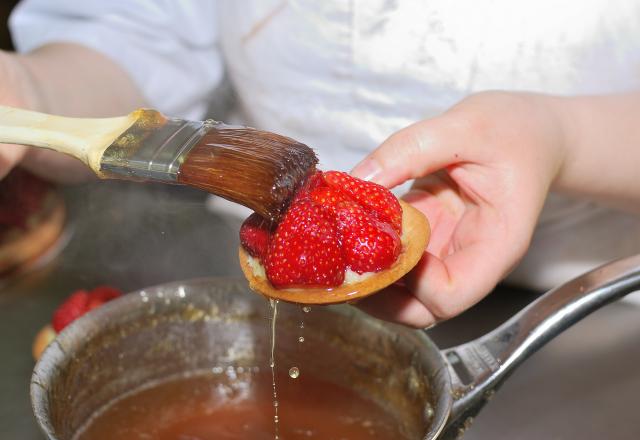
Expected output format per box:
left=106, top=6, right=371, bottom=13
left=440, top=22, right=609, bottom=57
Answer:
left=0, top=169, right=66, bottom=275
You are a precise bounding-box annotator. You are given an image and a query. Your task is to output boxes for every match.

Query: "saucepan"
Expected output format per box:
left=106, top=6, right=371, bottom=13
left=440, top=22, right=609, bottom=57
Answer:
left=31, top=254, right=640, bottom=439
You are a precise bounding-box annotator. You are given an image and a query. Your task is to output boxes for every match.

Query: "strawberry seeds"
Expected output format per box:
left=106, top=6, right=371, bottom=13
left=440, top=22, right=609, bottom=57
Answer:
left=240, top=171, right=403, bottom=288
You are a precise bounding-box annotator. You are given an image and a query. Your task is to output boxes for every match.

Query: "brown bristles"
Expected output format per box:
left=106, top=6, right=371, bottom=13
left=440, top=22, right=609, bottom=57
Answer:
left=177, top=126, right=318, bottom=222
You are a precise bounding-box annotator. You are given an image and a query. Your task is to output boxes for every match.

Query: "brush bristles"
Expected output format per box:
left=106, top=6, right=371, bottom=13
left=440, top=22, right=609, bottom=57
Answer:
left=177, top=127, right=317, bottom=222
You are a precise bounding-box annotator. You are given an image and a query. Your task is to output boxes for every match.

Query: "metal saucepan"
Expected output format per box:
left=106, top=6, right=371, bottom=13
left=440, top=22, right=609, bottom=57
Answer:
left=31, top=254, right=640, bottom=439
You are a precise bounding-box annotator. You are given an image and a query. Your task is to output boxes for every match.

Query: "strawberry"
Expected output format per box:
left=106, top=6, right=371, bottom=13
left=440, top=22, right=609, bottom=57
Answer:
left=240, top=213, right=272, bottom=259
left=52, top=290, right=89, bottom=333
left=292, top=170, right=326, bottom=202
left=240, top=169, right=406, bottom=288
left=265, top=199, right=345, bottom=287
left=87, top=286, right=123, bottom=311
left=323, top=171, right=402, bottom=234
left=309, top=186, right=351, bottom=214
left=51, top=286, right=123, bottom=332
left=334, top=201, right=401, bottom=273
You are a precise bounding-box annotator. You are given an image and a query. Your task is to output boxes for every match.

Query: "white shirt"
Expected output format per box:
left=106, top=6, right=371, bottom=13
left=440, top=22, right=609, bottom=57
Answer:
left=9, top=0, right=640, bottom=290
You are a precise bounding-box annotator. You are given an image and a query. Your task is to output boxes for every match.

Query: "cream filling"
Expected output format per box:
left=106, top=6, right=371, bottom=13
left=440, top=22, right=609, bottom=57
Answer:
left=246, top=254, right=267, bottom=279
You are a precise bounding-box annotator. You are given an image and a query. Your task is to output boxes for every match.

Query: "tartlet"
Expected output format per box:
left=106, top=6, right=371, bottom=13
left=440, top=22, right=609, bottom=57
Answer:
left=240, top=199, right=430, bottom=304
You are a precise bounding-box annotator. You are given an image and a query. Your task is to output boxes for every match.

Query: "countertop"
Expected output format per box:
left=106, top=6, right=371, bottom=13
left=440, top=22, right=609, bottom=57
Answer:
left=1, top=181, right=639, bottom=439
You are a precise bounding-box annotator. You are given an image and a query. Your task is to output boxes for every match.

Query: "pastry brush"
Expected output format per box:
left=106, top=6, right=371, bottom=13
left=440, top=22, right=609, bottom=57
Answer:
left=0, top=105, right=317, bottom=221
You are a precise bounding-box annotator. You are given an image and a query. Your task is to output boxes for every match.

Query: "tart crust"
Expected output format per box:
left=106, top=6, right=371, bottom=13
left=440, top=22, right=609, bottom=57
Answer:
left=32, top=325, right=56, bottom=361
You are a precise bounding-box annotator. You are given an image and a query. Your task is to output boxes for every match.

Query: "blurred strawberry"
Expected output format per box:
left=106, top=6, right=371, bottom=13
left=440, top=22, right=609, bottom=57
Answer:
left=51, top=286, right=123, bottom=332
left=51, top=290, right=89, bottom=333
left=0, top=168, right=51, bottom=230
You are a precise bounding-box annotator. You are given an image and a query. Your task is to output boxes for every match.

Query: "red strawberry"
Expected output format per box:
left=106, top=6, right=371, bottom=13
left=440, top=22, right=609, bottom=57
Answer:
left=240, top=169, right=407, bottom=288
left=240, top=213, right=272, bottom=259
left=52, top=290, right=90, bottom=333
left=309, top=186, right=351, bottom=214
left=87, top=286, right=123, bottom=311
left=265, top=199, right=345, bottom=287
left=51, top=286, right=123, bottom=332
left=323, top=171, right=402, bottom=234
left=293, top=170, right=326, bottom=202
left=334, top=201, right=401, bottom=273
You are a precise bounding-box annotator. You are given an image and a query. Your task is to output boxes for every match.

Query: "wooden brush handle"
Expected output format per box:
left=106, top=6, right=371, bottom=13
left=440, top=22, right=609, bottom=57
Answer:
left=0, top=105, right=137, bottom=173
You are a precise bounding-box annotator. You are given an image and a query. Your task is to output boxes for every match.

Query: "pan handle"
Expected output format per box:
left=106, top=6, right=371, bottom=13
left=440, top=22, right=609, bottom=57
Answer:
left=440, top=254, right=640, bottom=439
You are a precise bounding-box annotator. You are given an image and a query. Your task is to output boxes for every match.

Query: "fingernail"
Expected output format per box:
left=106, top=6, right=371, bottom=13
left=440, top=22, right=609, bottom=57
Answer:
left=423, top=321, right=439, bottom=331
left=350, top=158, right=382, bottom=183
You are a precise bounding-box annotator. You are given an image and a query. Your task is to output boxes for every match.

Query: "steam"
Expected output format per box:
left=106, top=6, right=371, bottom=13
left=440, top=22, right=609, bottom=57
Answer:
left=58, top=179, right=243, bottom=293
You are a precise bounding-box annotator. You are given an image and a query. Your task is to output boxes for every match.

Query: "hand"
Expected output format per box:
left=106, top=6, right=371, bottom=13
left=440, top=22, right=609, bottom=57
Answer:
left=352, top=91, right=567, bottom=327
left=0, top=44, right=148, bottom=183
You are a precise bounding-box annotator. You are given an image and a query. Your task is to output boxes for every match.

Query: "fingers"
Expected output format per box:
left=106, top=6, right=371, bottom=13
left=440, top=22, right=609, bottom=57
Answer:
left=350, top=93, right=553, bottom=328
left=360, top=240, right=513, bottom=329
left=355, top=283, right=437, bottom=328
left=405, top=243, right=507, bottom=321
left=351, top=116, right=470, bottom=188
left=401, top=179, right=466, bottom=258
left=358, top=189, right=520, bottom=328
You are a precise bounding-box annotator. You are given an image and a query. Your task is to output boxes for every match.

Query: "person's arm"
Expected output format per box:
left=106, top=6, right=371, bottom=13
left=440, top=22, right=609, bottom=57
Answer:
left=552, top=92, right=640, bottom=211
left=13, top=43, right=147, bottom=117
left=0, top=44, right=147, bottom=181
left=350, top=91, right=640, bottom=327
left=1, top=0, right=222, bottom=181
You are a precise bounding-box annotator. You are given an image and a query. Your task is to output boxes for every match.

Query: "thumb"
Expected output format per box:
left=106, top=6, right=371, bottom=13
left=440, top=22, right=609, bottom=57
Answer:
left=351, top=117, right=466, bottom=188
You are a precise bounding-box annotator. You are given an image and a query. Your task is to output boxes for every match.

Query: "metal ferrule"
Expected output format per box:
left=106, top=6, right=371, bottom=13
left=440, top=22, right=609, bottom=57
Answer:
left=100, top=116, right=218, bottom=182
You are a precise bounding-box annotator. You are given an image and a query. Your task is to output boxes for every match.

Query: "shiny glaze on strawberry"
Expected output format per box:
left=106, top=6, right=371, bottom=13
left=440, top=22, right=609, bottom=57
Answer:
left=239, top=170, right=403, bottom=289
